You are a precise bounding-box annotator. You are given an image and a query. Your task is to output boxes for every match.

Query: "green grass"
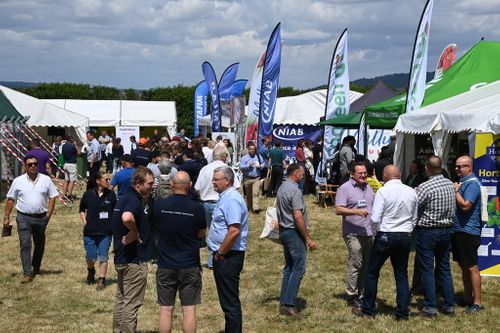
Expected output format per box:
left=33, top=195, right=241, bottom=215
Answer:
left=0, top=193, right=499, bottom=332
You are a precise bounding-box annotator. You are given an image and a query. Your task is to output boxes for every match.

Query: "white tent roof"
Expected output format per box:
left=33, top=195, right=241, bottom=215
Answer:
left=0, top=85, right=89, bottom=127
left=273, top=89, right=364, bottom=125
left=44, top=99, right=177, bottom=127
left=395, top=80, right=500, bottom=134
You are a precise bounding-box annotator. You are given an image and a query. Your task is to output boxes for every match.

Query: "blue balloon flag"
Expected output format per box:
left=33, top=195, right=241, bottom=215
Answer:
left=219, top=63, right=239, bottom=101
left=202, top=61, right=221, bottom=132
left=230, top=79, right=248, bottom=98
left=258, top=22, right=282, bottom=149
left=193, top=80, right=209, bottom=137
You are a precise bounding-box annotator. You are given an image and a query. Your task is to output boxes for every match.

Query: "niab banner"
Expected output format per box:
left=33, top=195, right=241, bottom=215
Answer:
left=257, top=22, right=282, bottom=150
left=406, top=0, right=434, bottom=113
left=318, top=28, right=349, bottom=181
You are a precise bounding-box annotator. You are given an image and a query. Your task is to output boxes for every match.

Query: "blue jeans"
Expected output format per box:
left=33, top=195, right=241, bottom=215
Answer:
left=362, top=232, right=411, bottom=319
left=213, top=251, right=245, bottom=333
left=84, top=235, right=112, bottom=262
left=279, top=227, right=307, bottom=306
left=415, top=227, right=455, bottom=313
left=202, top=201, right=217, bottom=268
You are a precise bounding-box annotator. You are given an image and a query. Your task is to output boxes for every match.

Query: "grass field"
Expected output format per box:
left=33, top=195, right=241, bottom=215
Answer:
left=0, top=191, right=499, bottom=333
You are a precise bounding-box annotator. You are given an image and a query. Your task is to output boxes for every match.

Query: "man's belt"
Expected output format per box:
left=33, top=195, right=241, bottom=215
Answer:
left=244, top=176, right=259, bottom=180
left=18, top=211, right=47, bottom=218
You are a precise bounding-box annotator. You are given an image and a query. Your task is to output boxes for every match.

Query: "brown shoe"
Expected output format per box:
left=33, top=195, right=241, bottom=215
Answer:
left=351, top=306, right=364, bottom=316
left=279, top=305, right=302, bottom=319
left=96, top=277, right=106, bottom=290
left=21, top=275, right=34, bottom=284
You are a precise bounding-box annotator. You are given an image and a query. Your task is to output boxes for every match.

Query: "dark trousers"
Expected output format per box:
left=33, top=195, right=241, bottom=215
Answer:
left=267, top=165, right=283, bottom=197
left=16, top=214, right=49, bottom=276
left=87, top=161, right=101, bottom=179
left=213, top=251, right=245, bottom=333
left=362, top=232, right=411, bottom=319
left=415, top=228, right=455, bottom=313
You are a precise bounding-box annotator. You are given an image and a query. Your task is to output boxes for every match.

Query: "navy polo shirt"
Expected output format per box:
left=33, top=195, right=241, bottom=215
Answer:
left=153, top=194, right=206, bottom=269
left=112, top=187, right=153, bottom=264
left=131, top=148, right=150, bottom=167
left=79, top=188, right=116, bottom=236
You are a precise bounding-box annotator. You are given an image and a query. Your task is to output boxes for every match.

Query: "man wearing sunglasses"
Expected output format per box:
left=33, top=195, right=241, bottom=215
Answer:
left=3, top=155, right=58, bottom=283
left=452, top=156, right=485, bottom=314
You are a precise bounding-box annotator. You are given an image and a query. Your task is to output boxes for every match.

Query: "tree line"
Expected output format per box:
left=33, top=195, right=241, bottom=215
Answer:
left=20, top=82, right=371, bottom=136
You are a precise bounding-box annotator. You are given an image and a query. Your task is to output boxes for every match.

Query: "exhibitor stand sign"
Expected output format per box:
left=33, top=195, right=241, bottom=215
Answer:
left=474, top=133, right=500, bottom=276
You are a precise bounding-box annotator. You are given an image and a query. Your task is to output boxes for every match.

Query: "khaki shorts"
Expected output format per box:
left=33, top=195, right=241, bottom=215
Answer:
left=64, top=163, right=78, bottom=181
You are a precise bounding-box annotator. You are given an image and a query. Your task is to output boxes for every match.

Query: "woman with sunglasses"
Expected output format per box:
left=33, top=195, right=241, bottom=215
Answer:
left=79, top=172, right=116, bottom=290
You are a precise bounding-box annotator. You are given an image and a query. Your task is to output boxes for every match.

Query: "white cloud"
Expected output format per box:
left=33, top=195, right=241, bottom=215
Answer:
left=0, top=0, right=499, bottom=89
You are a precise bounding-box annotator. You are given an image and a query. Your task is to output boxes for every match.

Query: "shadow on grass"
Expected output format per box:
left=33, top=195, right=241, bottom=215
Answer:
left=261, top=295, right=308, bottom=311
left=38, top=269, right=64, bottom=276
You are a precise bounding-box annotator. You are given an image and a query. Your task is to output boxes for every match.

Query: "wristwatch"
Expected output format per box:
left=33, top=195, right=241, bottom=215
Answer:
left=213, top=250, right=224, bottom=257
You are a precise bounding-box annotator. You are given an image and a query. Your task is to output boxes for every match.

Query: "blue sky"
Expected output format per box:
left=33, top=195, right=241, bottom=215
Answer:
left=1, top=0, right=499, bottom=89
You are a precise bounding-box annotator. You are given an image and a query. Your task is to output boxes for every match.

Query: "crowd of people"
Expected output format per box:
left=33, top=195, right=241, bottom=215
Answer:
left=1, top=128, right=487, bottom=332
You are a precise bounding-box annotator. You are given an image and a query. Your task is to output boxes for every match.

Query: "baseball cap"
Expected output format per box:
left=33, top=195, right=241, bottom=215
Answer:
left=139, top=137, right=148, bottom=145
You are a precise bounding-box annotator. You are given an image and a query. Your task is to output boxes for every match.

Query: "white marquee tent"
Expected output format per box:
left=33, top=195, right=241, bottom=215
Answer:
left=45, top=99, right=177, bottom=130
left=0, top=85, right=90, bottom=128
left=273, top=89, right=364, bottom=125
left=394, top=80, right=500, bottom=171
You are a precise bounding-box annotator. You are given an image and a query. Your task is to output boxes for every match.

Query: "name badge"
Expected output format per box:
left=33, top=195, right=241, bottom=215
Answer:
left=357, top=199, right=367, bottom=208
left=99, top=212, right=109, bottom=219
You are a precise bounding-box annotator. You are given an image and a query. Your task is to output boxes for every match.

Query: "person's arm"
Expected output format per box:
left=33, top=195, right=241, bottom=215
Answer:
left=197, top=228, right=207, bottom=239
left=293, top=209, right=317, bottom=250
left=121, top=211, right=141, bottom=245
left=370, top=192, right=384, bottom=232
left=335, top=205, right=369, bottom=218
left=79, top=212, right=87, bottom=224
left=3, top=198, right=15, bottom=226
left=453, top=182, right=474, bottom=212
left=214, top=224, right=240, bottom=259
left=47, top=197, right=56, bottom=220
left=46, top=162, right=52, bottom=176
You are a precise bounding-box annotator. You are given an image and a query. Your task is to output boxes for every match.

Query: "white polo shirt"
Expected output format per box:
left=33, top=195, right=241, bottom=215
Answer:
left=6, top=174, right=59, bottom=214
left=194, top=160, right=240, bottom=202
left=371, top=179, right=418, bottom=233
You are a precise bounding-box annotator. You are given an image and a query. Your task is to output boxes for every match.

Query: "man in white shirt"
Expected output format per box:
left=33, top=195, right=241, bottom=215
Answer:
left=3, top=155, right=59, bottom=283
left=353, top=165, right=417, bottom=320
left=194, top=146, right=240, bottom=269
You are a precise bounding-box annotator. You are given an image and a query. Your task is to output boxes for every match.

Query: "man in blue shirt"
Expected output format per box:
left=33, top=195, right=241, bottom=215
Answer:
left=154, top=171, right=206, bottom=333
left=112, top=167, right=154, bottom=332
left=452, top=155, right=484, bottom=314
left=207, top=165, right=249, bottom=333
left=110, top=154, right=135, bottom=199
left=239, top=143, right=265, bottom=213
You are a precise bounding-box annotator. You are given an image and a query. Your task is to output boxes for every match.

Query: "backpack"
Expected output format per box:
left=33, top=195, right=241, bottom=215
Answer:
left=154, top=175, right=173, bottom=200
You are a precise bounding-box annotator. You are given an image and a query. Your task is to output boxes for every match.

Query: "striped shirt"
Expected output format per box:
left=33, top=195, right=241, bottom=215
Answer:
left=416, top=174, right=456, bottom=228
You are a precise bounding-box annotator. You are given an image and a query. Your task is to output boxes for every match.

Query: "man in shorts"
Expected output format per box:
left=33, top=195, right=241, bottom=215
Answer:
left=153, top=171, right=206, bottom=332
left=452, top=155, right=485, bottom=313
left=61, top=136, right=78, bottom=200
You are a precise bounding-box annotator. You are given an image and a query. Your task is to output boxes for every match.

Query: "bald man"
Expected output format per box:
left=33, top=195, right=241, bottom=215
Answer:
left=353, top=165, right=418, bottom=320
left=452, top=156, right=484, bottom=314
left=153, top=171, right=207, bottom=333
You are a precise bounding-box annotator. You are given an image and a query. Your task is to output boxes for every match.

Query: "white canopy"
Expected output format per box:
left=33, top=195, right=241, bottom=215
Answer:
left=273, top=89, right=364, bottom=125
left=394, top=80, right=500, bottom=174
left=44, top=99, right=177, bottom=128
left=0, top=85, right=89, bottom=127
left=395, top=80, right=500, bottom=135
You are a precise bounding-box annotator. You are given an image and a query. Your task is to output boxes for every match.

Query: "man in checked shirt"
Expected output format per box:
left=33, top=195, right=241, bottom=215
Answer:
left=415, top=156, right=457, bottom=317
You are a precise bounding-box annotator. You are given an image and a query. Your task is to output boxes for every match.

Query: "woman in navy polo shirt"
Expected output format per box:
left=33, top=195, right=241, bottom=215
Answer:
left=79, top=172, right=116, bottom=290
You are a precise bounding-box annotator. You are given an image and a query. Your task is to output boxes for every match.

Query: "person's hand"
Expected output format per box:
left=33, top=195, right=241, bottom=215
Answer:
left=3, top=217, right=10, bottom=227
left=122, top=231, right=141, bottom=245
left=453, top=182, right=461, bottom=191
left=306, top=239, right=318, bottom=250
left=357, top=209, right=369, bottom=217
